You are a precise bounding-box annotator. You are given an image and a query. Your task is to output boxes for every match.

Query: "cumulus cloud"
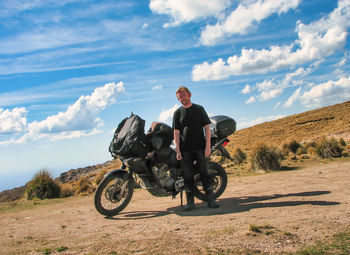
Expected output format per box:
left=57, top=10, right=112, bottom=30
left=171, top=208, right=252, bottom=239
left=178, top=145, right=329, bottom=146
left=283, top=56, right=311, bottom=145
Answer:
left=259, top=88, right=283, bottom=101
left=1, top=82, right=125, bottom=144
left=149, top=0, right=230, bottom=27
left=245, top=79, right=284, bottom=103
left=192, top=0, right=350, bottom=81
left=200, top=0, right=301, bottom=46
left=241, top=84, right=252, bottom=94
left=300, top=76, right=350, bottom=108
left=158, top=104, right=179, bottom=123
left=0, top=107, right=27, bottom=134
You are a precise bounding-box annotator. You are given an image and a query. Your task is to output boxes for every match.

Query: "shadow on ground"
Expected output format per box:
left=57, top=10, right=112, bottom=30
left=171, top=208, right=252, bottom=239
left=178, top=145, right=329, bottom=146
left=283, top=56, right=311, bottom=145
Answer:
left=106, top=190, right=339, bottom=220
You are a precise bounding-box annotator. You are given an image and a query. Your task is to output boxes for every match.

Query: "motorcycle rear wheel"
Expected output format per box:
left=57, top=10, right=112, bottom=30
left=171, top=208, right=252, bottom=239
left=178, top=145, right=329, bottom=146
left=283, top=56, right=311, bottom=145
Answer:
left=94, top=174, right=134, bottom=216
left=193, top=161, right=227, bottom=201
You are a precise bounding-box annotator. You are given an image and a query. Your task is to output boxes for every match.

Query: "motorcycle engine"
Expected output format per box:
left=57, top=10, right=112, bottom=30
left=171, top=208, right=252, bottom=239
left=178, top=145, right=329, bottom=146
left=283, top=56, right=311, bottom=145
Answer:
left=152, top=163, right=175, bottom=191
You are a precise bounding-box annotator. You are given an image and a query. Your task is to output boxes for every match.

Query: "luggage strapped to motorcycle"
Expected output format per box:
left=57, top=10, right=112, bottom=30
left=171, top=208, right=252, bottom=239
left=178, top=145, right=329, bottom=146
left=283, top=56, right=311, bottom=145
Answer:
left=109, top=113, right=150, bottom=159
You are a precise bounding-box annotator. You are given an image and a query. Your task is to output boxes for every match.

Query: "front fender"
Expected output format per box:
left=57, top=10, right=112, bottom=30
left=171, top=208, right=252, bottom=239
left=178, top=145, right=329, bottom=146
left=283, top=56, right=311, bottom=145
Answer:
left=104, top=169, right=129, bottom=179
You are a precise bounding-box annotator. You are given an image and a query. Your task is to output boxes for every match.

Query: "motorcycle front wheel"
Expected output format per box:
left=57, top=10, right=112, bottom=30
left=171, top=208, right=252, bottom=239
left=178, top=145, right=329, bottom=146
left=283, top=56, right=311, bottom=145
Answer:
left=94, top=174, right=134, bottom=216
left=193, top=161, right=227, bottom=201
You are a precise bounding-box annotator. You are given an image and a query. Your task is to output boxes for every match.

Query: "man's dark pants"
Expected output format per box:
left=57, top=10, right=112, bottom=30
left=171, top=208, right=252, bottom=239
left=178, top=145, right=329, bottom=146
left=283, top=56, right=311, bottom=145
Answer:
left=182, top=150, right=210, bottom=194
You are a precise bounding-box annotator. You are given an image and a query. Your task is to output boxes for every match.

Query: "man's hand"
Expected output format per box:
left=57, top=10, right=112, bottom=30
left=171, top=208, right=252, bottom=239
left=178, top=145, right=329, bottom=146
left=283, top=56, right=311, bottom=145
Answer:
left=174, top=129, right=182, bottom=160
left=176, top=149, right=182, bottom=160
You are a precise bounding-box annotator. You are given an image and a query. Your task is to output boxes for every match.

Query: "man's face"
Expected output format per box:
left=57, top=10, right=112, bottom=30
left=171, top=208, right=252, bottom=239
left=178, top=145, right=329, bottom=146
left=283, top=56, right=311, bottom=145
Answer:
left=176, top=90, right=191, bottom=106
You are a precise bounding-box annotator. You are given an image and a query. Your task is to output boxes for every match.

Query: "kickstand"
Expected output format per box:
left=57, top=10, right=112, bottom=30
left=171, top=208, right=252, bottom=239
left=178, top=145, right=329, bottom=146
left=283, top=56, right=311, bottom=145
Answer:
left=180, top=190, right=183, bottom=208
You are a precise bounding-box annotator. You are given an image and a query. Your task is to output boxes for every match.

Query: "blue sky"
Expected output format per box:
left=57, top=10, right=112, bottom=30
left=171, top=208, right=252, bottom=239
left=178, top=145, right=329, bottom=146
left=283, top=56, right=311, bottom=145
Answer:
left=1, top=0, right=350, bottom=191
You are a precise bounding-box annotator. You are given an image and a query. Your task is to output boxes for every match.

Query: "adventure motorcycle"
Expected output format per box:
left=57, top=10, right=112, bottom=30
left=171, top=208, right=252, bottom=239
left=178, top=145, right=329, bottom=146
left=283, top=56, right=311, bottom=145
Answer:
left=94, top=115, right=235, bottom=216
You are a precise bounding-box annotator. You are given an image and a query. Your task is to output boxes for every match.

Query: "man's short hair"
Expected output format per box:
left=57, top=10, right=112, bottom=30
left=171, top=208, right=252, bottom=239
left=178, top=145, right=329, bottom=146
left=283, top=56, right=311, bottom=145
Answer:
left=176, top=86, right=191, bottom=95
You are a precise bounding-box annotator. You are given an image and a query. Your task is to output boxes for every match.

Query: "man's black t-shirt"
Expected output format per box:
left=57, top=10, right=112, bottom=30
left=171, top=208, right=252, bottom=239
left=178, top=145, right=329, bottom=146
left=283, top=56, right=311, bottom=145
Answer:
left=172, top=103, right=211, bottom=152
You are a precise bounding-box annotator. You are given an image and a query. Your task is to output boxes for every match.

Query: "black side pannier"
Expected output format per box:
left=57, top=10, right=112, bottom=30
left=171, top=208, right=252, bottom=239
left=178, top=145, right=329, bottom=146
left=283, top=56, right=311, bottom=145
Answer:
left=210, top=115, right=236, bottom=139
left=109, top=114, right=150, bottom=158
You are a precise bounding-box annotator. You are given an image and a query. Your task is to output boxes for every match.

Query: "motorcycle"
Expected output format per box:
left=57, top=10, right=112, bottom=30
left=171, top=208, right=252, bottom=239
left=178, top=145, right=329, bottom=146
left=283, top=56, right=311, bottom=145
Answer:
left=94, top=116, right=235, bottom=216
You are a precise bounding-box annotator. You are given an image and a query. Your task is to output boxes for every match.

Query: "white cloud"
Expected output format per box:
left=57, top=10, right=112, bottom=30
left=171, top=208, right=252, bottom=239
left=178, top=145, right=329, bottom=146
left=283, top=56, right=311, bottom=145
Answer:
left=335, top=51, right=349, bottom=66
left=0, top=107, right=27, bottom=134
left=284, top=87, right=302, bottom=107
left=273, top=102, right=281, bottom=109
left=2, top=82, right=125, bottom=144
left=246, top=79, right=282, bottom=102
left=158, top=104, right=179, bottom=123
left=245, top=96, right=256, bottom=104
left=241, top=84, right=252, bottom=94
left=0, top=26, right=103, bottom=55
left=152, top=85, right=163, bottom=90
left=256, top=79, right=276, bottom=91
left=0, top=0, right=78, bottom=17
left=239, top=114, right=286, bottom=129
left=192, top=0, right=350, bottom=81
left=300, top=76, right=350, bottom=108
left=258, top=88, right=283, bottom=101
left=242, top=61, right=320, bottom=104
left=200, top=0, right=301, bottom=46
left=150, top=0, right=230, bottom=27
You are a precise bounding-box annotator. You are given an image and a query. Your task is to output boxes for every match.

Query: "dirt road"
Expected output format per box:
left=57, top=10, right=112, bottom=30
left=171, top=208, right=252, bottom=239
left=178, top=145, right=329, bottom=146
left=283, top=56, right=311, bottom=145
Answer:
left=1, top=160, right=350, bottom=254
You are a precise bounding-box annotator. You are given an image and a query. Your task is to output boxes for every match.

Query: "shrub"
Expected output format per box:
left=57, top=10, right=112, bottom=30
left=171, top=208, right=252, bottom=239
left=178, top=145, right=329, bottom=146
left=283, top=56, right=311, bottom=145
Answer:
left=75, top=176, right=95, bottom=195
left=60, top=183, right=74, bottom=198
left=25, top=169, right=61, bottom=200
left=250, top=143, right=281, bottom=172
left=296, top=146, right=307, bottom=156
left=306, top=146, right=317, bottom=156
left=282, top=139, right=301, bottom=154
left=232, top=148, right=247, bottom=165
left=94, top=169, right=108, bottom=185
left=316, top=137, right=343, bottom=159
left=339, top=138, right=347, bottom=146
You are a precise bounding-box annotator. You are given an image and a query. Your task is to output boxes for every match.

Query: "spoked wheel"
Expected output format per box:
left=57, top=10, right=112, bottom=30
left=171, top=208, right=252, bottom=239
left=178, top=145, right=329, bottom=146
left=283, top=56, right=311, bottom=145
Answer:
left=94, top=174, right=134, bottom=216
left=193, top=161, right=227, bottom=201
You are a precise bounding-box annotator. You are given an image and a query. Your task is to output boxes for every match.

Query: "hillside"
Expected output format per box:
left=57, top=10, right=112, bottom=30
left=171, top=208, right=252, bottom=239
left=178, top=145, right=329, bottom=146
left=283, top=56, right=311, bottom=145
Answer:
left=1, top=100, right=349, bottom=202
left=226, top=100, right=350, bottom=153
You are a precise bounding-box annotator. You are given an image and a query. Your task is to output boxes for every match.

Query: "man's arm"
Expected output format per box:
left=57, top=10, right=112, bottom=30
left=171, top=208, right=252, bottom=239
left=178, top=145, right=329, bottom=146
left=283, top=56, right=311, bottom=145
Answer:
left=174, top=129, right=182, bottom=160
left=204, top=124, right=211, bottom=158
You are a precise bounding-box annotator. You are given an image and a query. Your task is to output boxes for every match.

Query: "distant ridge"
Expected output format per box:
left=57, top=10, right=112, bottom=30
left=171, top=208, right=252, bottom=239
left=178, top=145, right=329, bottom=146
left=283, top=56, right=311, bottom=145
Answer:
left=227, top=100, right=350, bottom=153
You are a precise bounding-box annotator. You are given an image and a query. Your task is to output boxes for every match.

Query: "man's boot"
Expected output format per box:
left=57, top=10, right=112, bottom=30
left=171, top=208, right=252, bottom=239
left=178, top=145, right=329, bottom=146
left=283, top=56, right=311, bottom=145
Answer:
left=207, top=191, right=220, bottom=209
left=183, top=191, right=194, bottom=211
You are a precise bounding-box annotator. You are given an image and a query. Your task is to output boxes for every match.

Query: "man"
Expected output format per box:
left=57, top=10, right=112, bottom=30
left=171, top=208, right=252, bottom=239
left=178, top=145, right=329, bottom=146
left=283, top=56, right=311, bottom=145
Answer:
left=173, top=86, right=220, bottom=211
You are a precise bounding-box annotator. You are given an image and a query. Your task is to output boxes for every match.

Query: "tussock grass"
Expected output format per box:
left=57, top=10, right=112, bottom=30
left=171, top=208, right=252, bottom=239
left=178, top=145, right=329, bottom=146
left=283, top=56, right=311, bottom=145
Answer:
left=25, top=169, right=61, bottom=200
left=59, top=183, right=74, bottom=198
left=94, top=169, right=108, bottom=185
left=232, top=147, right=247, bottom=165
left=316, top=136, right=343, bottom=159
left=250, top=143, right=281, bottom=172
left=283, top=139, right=301, bottom=155
left=75, top=176, right=95, bottom=195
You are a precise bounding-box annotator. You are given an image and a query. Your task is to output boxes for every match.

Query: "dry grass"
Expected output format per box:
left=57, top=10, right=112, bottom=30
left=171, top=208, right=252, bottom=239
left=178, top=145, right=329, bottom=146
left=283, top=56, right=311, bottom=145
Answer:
left=75, top=176, right=95, bottom=195
left=227, top=100, right=350, bottom=155
left=250, top=142, right=281, bottom=172
left=25, top=169, right=61, bottom=200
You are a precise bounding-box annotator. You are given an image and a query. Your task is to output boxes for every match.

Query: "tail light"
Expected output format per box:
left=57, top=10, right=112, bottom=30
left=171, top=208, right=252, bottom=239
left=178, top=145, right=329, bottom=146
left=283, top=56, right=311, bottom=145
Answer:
left=222, top=139, right=230, bottom=147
